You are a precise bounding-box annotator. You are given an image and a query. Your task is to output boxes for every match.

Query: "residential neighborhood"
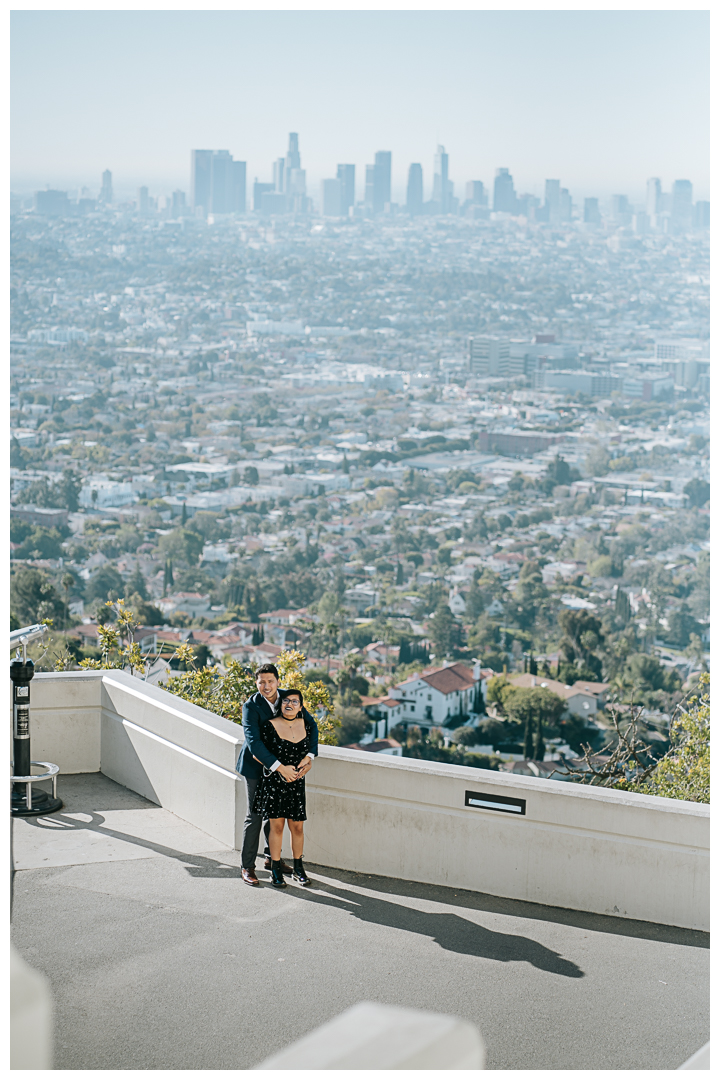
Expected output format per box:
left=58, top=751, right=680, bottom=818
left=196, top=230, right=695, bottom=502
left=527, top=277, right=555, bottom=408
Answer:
left=10, top=195, right=709, bottom=778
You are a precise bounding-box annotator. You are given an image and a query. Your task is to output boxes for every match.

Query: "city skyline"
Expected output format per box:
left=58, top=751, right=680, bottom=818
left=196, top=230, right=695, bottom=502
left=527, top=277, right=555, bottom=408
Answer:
left=11, top=9, right=709, bottom=201
left=22, top=149, right=708, bottom=232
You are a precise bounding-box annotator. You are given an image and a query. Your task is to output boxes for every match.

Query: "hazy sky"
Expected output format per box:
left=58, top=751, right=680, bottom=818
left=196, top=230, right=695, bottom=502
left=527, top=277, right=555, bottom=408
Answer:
left=11, top=9, right=709, bottom=203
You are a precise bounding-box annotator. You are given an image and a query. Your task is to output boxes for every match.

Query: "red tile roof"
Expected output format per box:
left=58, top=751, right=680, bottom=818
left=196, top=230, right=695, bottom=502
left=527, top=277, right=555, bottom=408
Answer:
left=505, top=673, right=609, bottom=700
left=420, top=662, right=476, bottom=695
left=360, top=695, right=403, bottom=708
left=571, top=681, right=610, bottom=695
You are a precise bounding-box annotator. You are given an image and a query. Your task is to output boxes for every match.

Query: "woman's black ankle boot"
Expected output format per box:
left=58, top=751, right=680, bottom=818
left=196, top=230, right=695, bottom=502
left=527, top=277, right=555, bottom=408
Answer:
left=292, top=858, right=310, bottom=887
left=271, top=860, right=287, bottom=888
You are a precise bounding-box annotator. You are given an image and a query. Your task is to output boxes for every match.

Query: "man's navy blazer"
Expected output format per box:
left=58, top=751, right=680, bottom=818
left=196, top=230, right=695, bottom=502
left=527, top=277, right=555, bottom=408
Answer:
left=236, top=690, right=319, bottom=780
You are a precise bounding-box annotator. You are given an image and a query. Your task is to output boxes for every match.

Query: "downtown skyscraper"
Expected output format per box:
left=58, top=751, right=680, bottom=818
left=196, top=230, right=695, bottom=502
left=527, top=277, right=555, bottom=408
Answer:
left=99, top=169, right=113, bottom=204
left=372, top=151, right=391, bottom=214
left=406, top=163, right=423, bottom=216
left=191, top=150, right=246, bottom=215
left=433, top=145, right=451, bottom=214
left=493, top=167, right=517, bottom=213
left=336, top=164, right=355, bottom=215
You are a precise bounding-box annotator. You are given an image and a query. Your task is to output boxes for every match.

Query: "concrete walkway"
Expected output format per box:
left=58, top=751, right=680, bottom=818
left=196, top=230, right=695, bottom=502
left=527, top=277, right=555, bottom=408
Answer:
left=11, top=773, right=709, bottom=1071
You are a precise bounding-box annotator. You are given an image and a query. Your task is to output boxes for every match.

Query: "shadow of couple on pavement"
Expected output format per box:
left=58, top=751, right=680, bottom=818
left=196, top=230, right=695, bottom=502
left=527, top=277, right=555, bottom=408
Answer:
left=293, top=877, right=584, bottom=978
left=22, top=809, right=580, bottom=975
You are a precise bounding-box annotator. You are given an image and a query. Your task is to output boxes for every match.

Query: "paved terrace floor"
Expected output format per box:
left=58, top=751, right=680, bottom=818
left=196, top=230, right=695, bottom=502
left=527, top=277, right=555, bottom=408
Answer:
left=11, top=773, right=709, bottom=1072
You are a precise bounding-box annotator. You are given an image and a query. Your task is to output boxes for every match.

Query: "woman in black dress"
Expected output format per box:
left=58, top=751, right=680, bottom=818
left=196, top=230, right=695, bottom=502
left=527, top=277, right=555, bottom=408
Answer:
left=252, top=689, right=312, bottom=889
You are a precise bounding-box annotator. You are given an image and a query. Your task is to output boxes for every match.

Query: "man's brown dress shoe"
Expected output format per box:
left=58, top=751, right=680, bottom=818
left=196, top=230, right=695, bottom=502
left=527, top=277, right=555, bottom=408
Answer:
left=264, top=857, right=292, bottom=874
left=242, top=867, right=260, bottom=886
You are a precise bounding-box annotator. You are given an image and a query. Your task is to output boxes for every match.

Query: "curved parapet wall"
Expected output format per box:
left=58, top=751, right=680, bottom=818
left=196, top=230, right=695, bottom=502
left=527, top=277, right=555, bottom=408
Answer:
left=26, top=671, right=709, bottom=931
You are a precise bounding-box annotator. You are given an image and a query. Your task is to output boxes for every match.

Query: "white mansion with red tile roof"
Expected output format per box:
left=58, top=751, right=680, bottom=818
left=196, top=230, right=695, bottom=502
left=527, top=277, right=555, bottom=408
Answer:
left=362, top=661, right=486, bottom=736
left=360, top=663, right=610, bottom=740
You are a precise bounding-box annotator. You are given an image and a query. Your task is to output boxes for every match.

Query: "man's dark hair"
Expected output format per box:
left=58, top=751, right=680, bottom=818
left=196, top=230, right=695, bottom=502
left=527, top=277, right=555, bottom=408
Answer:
left=256, top=664, right=279, bottom=679
left=282, top=687, right=304, bottom=707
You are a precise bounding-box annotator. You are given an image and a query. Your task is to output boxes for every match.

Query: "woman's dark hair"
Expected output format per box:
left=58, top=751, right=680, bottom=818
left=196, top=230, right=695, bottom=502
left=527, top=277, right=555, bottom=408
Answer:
left=256, top=664, right=279, bottom=679
left=281, top=688, right=304, bottom=708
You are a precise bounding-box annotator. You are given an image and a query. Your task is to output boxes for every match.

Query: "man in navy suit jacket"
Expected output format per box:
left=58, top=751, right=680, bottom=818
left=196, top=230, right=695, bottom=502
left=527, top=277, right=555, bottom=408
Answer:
left=237, top=663, right=319, bottom=885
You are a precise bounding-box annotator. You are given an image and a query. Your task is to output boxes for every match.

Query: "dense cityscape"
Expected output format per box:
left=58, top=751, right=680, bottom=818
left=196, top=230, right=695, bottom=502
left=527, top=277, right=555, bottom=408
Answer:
left=9, top=2, right=712, bottom=1068
left=10, top=134, right=710, bottom=775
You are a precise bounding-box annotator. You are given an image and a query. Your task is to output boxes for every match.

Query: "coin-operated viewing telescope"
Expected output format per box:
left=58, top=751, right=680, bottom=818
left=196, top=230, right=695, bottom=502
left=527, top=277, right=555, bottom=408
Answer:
left=10, top=625, right=62, bottom=817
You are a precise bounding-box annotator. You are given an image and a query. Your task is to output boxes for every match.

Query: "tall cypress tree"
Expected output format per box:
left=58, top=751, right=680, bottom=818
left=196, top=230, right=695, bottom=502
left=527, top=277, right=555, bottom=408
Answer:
left=533, top=715, right=545, bottom=762
left=523, top=714, right=534, bottom=760
left=615, top=588, right=631, bottom=626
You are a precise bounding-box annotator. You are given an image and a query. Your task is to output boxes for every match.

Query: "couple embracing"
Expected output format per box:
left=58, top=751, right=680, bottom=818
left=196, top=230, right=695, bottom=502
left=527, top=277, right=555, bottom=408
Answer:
left=236, top=663, right=318, bottom=889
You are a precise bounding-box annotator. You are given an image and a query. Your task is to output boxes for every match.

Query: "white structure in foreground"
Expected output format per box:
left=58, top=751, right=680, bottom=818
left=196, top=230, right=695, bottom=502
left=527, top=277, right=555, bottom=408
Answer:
left=255, top=1001, right=485, bottom=1070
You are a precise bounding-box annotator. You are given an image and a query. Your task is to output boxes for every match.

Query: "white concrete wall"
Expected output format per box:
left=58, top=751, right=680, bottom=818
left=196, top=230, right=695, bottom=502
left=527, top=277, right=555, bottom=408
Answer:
left=26, top=672, right=709, bottom=931
left=20, top=670, right=103, bottom=774
left=304, top=749, right=709, bottom=931
left=29, top=671, right=245, bottom=850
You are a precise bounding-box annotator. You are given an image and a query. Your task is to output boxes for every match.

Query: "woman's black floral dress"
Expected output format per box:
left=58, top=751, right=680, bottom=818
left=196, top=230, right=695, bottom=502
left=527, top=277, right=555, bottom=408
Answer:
left=252, top=716, right=310, bottom=821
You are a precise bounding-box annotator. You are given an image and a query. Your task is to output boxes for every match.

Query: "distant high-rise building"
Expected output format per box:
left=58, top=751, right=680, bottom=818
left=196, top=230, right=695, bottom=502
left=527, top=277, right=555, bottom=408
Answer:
left=493, top=168, right=517, bottom=213
left=336, top=164, right=355, bottom=215
left=286, top=132, right=301, bottom=171
left=137, top=186, right=149, bottom=214
left=210, top=151, right=234, bottom=213
left=212, top=151, right=246, bottom=213
left=260, top=191, right=287, bottom=215
left=516, top=193, right=540, bottom=219
left=322, top=179, right=343, bottom=217
left=407, top=164, right=423, bottom=216
left=231, top=161, right=246, bottom=213
left=191, top=150, right=213, bottom=213
left=559, top=187, right=572, bottom=223
left=211, top=151, right=231, bottom=212
left=273, top=158, right=285, bottom=193
left=583, top=197, right=601, bottom=224
left=171, top=190, right=187, bottom=216
left=632, top=211, right=650, bottom=235
left=468, top=335, right=511, bottom=376
left=694, top=201, right=710, bottom=229
left=253, top=180, right=274, bottom=212
left=286, top=167, right=306, bottom=198
left=433, top=145, right=451, bottom=213
left=269, top=133, right=306, bottom=208
left=611, top=194, right=631, bottom=224
left=671, top=179, right=693, bottom=232
left=646, top=177, right=662, bottom=218
left=76, top=186, right=96, bottom=214
left=99, top=169, right=113, bottom=204
left=465, top=181, right=486, bottom=206
left=544, top=179, right=561, bottom=224
left=373, top=151, right=391, bottom=213
left=464, top=181, right=488, bottom=219
left=364, top=165, right=375, bottom=214
left=192, top=150, right=246, bottom=215
left=34, top=190, right=70, bottom=217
